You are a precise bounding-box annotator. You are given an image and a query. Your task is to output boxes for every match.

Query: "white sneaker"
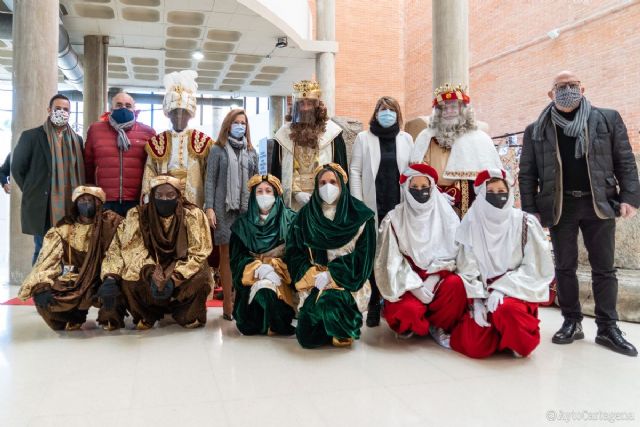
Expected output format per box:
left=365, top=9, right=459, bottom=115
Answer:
left=429, top=325, right=451, bottom=349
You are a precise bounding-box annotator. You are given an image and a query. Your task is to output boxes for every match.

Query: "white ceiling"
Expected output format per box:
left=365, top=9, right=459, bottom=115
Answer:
left=1, top=0, right=322, bottom=97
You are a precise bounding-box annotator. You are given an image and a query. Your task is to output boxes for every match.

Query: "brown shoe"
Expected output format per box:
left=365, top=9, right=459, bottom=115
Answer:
left=136, top=320, right=153, bottom=330
left=102, top=321, right=118, bottom=332
left=184, top=319, right=203, bottom=329
left=64, top=322, right=82, bottom=331
left=332, top=337, right=353, bottom=347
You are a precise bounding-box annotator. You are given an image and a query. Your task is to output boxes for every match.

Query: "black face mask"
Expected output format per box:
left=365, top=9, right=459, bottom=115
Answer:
left=77, top=201, right=96, bottom=219
left=154, top=198, right=178, bottom=217
left=409, top=187, right=431, bottom=204
left=486, top=192, right=509, bottom=209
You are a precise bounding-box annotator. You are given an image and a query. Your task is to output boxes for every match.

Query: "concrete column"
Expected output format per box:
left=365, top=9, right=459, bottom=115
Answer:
left=10, top=0, right=60, bottom=284
left=432, top=0, right=469, bottom=91
left=212, top=107, right=224, bottom=139
left=268, top=96, right=284, bottom=137
left=315, top=0, right=336, bottom=117
left=83, top=35, right=109, bottom=136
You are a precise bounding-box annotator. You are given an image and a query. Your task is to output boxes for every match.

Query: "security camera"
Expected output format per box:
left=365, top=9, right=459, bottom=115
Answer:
left=276, top=37, right=288, bottom=48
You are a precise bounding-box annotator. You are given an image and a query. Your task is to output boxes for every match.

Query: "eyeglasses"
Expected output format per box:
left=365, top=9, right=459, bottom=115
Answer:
left=554, top=81, right=581, bottom=90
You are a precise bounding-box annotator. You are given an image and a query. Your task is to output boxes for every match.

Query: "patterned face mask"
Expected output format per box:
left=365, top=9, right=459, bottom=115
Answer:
left=50, top=109, right=70, bottom=127
left=554, top=86, right=582, bottom=110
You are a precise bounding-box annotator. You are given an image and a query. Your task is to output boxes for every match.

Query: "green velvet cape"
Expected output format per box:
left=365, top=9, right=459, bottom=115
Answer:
left=230, top=184, right=297, bottom=335
left=285, top=165, right=376, bottom=292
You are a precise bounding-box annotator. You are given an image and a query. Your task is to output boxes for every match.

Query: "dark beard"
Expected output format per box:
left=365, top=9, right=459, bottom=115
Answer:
left=289, top=122, right=320, bottom=148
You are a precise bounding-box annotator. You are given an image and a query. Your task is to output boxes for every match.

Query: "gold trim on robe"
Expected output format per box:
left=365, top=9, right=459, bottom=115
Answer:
left=141, top=129, right=214, bottom=207
left=19, top=223, right=94, bottom=300
left=243, top=256, right=295, bottom=308
left=101, top=207, right=212, bottom=283
left=274, top=120, right=343, bottom=209
left=295, top=223, right=371, bottom=313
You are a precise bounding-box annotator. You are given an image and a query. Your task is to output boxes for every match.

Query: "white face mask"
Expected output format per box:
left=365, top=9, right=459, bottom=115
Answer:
left=256, top=194, right=275, bottom=211
left=319, top=183, right=340, bottom=204
left=50, top=109, right=70, bottom=127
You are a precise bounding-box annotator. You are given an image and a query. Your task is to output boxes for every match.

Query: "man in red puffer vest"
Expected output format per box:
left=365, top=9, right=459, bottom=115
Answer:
left=84, top=92, right=156, bottom=216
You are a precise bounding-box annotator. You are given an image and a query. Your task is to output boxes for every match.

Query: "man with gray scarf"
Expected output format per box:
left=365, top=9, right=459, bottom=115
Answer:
left=84, top=92, right=155, bottom=216
left=520, top=70, right=640, bottom=357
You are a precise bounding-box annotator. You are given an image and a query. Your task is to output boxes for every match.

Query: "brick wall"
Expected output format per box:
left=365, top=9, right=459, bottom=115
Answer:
left=331, top=0, right=640, bottom=149
left=333, top=0, right=406, bottom=128
left=469, top=0, right=640, bottom=149
left=403, top=0, right=432, bottom=120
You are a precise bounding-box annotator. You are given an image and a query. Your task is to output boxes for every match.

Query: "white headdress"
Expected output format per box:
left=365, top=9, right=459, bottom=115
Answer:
left=456, top=168, right=522, bottom=282
left=388, top=163, right=460, bottom=270
left=162, top=70, right=198, bottom=116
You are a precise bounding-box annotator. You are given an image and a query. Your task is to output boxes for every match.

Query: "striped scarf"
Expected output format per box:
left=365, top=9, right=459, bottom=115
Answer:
left=224, top=136, right=249, bottom=212
left=44, top=119, right=85, bottom=225
left=532, top=98, right=592, bottom=158
left=108, top=114, right=134, bottom=151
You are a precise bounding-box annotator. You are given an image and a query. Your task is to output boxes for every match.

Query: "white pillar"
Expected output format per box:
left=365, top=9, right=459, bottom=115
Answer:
left=83, top=35, right=109, bottom=137
left=432, top=0, right=469, bottom=91
left=268, top=96, right=284, bottom=136
left=212, top=106, right=224, bottom=139
left=10, top=0, right=60, bottom=284
left=316, top=0, right=336, bottom=117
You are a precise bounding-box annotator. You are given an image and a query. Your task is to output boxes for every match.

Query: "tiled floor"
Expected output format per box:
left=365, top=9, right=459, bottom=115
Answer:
left=1, top=283, right=638, bottom=427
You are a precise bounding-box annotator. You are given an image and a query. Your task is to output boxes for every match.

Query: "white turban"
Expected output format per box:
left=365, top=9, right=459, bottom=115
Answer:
left=162, top=70, right=198, bottom=116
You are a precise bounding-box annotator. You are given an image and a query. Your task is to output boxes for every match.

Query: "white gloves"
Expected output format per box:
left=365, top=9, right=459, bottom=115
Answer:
left=442, top=192, right=455, bottom=206
left=472, top=298, right=491, bottom=328
left=410, top=286, right=434, bottom=304
left=254, top=263, right=281, bottom=286
left=295, top=192, right=312, bottom=205
left=487, top=290, right=504, bottom=313
left=255, top=264, right=275, bottom=280
left=422, top=275, right=440, bottom=293
left=410, top=275, right=440, bottom=305
left=314, top=271, right=331, bottom=291
left=264, top=271, right=281, bottom=286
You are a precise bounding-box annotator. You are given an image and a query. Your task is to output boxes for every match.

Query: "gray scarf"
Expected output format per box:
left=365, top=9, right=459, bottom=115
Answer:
left=108, top=114, right=135, bottom=151
left=224, top=136, right=249, bottom=212
left=532, top=97, right=592, bottom=158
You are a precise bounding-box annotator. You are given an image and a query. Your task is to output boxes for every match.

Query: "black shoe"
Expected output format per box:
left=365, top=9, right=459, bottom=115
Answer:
left=366, top=301, right=381, bottom=327
left=596, top=327, right=638, bottom=357
left=552, top=319, right=584, bottom=344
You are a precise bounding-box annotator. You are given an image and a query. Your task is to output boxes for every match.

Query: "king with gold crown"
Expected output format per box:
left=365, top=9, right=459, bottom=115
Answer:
left=270, top=80, right=348, bottom=211
left=141, top=70, right=214, bottom=208
left=409, top=84, right=503, bottom=216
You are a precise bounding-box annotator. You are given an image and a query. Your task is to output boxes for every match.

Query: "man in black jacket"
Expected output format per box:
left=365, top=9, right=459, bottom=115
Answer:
left=0, top=153, right=9, bottom=194
left=11, top=94, right=84, bottom=265
left=520, top=70, right=640, bottom=357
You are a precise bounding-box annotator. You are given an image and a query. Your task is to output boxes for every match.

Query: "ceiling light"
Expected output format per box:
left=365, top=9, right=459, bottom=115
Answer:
left=192, top=50, right=204, bottom=61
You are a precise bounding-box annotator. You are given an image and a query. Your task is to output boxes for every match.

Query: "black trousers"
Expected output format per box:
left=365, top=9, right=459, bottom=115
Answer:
left=549, top=196, right=617, bottom=330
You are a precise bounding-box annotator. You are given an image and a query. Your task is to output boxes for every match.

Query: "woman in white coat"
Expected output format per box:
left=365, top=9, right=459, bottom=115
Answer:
left=349, top=96, right=413, bottom=327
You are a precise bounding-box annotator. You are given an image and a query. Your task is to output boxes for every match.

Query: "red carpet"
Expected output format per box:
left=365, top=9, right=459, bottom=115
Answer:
left=1, top=297, right=223, bottom=308
left=1, top=297, right=33, bottom=306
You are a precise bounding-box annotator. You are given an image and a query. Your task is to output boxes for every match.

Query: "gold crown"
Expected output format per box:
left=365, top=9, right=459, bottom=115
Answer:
left=293, top=80, right=322, bottom=99
left=433, top=83, right=467, bottom=98
left=432, top=83, right=470, bottom=107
